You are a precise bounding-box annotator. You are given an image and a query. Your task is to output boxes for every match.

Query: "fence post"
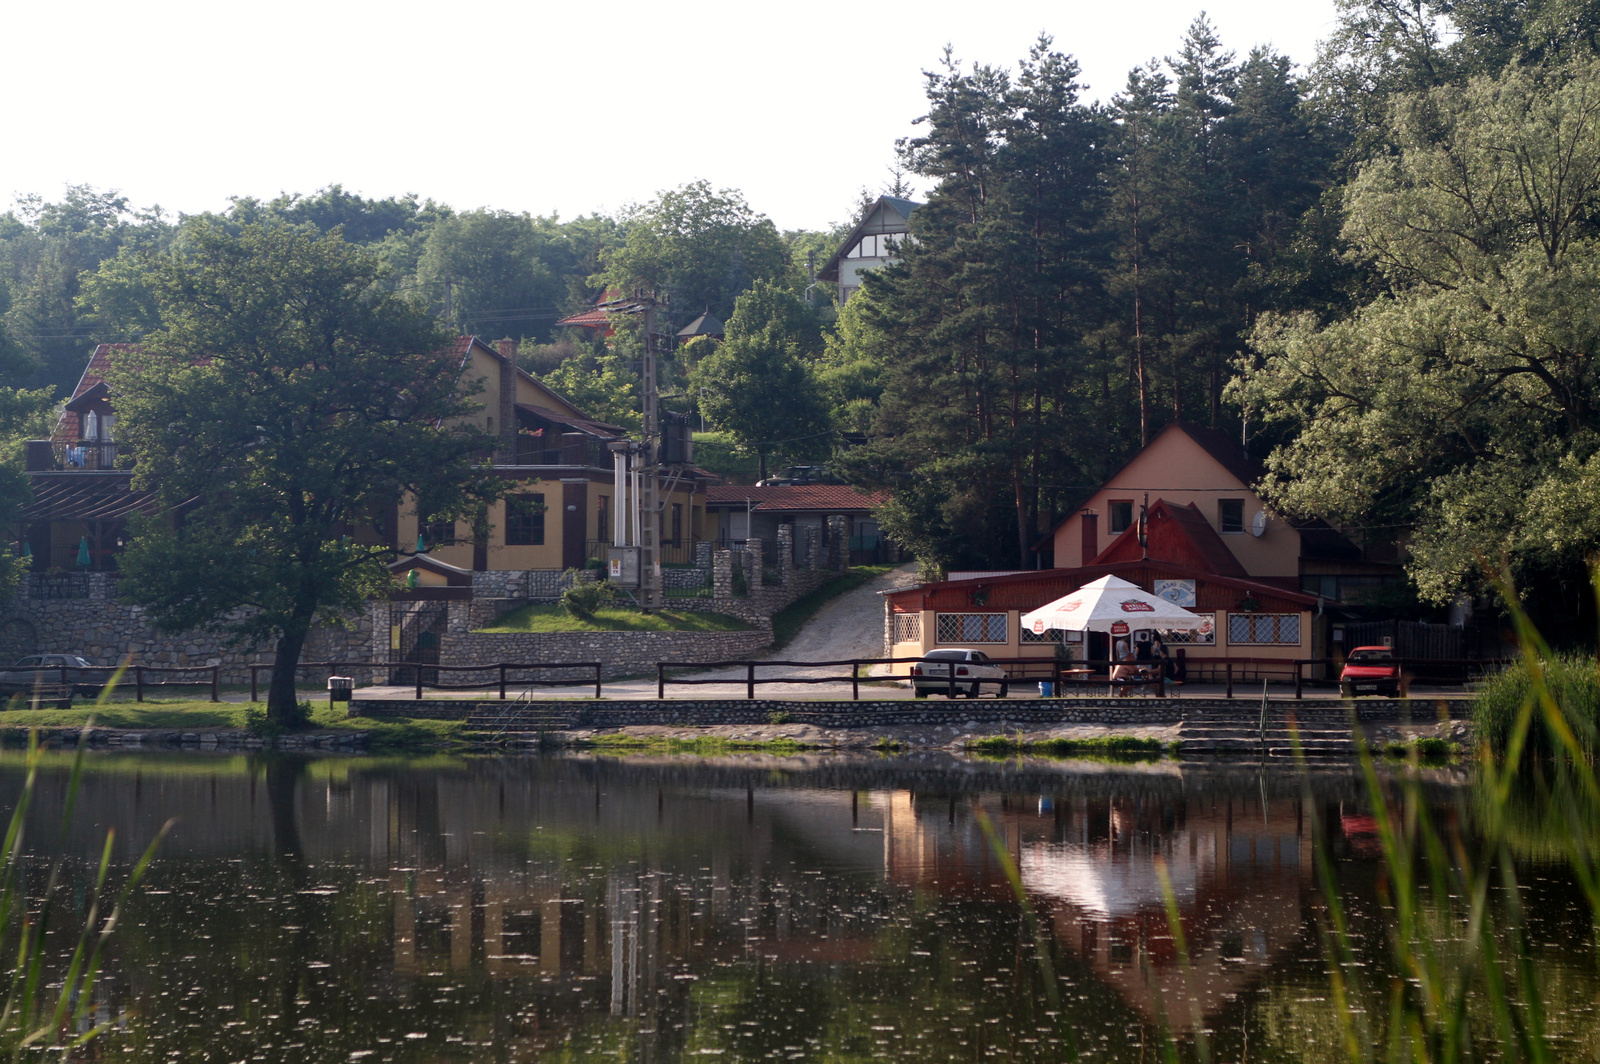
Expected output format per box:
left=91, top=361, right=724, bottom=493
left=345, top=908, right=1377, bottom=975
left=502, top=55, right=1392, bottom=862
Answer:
left=851, top=661, right=859, bottom=702
left=135, top=665, right=143, bottom=703
left=747, top=663, right=755, bottom=701
left=415, top=663, right=423, bottom=702
left=1052, top=660, right=1061, bottom=697
left=657, top=663, right=665, bottom=700
left=1225, top=662, right=1233, bottom=700
left=211, top=666, right=220, bottom=703
left=594, top=663, right=602, bottom=700
left=1294, top=661, right=1303, bottom=700
left=250, top=665, right=258, bottom=703
left=499, top=663, right=507, bottom=701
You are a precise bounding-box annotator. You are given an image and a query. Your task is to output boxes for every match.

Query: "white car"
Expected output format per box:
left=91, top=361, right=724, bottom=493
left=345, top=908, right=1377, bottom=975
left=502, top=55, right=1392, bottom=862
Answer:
left=910, top=648, right=1009, bottom=698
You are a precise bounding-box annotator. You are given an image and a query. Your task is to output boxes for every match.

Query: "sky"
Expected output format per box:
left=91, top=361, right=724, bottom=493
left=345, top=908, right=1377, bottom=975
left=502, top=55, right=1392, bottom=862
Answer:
left=5, top=0, right=1341, bottom=234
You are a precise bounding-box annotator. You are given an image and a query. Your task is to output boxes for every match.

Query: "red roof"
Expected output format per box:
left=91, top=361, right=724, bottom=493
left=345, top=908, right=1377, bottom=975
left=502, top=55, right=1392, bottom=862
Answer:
left=555, top=308, right=611, bottom=328
left=1092, top=499, right=1249, bottom=577
left=703, top=484, right=886, bottom=512
left=54, top=343, right=138, bottom=443
left=885, top=561, right=1317, bottom=614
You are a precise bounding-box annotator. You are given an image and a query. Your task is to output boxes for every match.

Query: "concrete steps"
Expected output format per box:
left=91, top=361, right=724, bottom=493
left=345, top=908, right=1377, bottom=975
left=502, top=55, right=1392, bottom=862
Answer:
left=1179, top=710, right=1358, bottom=757
left=465, top=705, right=583, bottom=737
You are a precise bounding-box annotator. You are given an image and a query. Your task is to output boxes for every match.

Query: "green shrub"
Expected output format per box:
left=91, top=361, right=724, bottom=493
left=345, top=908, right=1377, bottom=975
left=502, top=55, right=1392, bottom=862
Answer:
left=560, top=571, right=614, bottom=621
left=1473, top=653, right=1600, bottom=762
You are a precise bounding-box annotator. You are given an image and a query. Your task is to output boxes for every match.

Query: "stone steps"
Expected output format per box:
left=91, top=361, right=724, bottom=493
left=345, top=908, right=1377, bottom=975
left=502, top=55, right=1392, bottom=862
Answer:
left=1178, top=713, right=1358, bottom=757
left=465, top=706, right=583, bottom=735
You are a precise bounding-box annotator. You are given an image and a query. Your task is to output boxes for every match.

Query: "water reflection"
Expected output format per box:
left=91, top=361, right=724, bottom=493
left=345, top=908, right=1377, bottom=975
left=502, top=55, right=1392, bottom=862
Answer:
left=0, top=751, right=1587, bottom=1062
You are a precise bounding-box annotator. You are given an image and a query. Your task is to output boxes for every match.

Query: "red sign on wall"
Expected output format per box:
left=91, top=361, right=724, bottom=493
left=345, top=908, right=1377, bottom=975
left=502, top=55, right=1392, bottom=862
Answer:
left=1111, top=621, right=1130, bottom=636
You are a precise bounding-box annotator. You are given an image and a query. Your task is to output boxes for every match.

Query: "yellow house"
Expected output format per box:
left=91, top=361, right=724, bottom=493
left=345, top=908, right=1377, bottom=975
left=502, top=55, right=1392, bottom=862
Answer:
left=394, top=337, right=708, bottom=574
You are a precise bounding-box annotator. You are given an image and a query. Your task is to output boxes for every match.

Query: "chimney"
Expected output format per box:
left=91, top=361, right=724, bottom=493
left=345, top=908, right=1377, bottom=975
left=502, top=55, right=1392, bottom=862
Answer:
left=495, top=338, right=517, bottom=461
left=1081, top=510, right=1098, bottom=566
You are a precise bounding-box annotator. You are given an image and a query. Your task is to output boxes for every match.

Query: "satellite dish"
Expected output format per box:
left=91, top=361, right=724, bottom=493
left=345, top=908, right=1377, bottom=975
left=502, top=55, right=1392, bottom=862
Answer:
left=1249, top=511, right=1268, bottom=538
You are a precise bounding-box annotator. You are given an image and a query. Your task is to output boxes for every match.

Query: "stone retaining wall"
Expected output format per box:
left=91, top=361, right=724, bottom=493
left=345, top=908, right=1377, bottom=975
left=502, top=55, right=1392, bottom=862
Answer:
left=2, top=573, right=380, bottom=682
left=353, top=696, right=1474, bottom=727
left=427, top=627, right=774, bottom=681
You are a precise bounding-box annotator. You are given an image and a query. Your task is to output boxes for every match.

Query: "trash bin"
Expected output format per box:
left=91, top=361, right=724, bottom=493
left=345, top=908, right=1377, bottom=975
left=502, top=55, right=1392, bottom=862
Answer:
left=1038, top=681, right=1054, bottom=698
left=327, top=676, right=353, bottom=703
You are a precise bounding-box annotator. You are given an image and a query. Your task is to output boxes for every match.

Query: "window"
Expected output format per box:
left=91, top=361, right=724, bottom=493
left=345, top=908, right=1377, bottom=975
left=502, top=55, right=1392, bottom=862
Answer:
left=1227, top=612, right=1301, bottom=645
left=1021, top=626, right=1080, bottom=645
left=597, top=496, right=610, bottom=544
left=893, top=613, right=922, bottom=644
left=935, top=613, right=1007, bottom=644
left=1159, top=613, right=1216, bottom=645
left=423, top=517, right=456, bottom=547
left=1219, top=499, right=1245, bottom=534
left=505, top=494, right=545, bottom=546
left=1107, top=500, right=1134, bottom=535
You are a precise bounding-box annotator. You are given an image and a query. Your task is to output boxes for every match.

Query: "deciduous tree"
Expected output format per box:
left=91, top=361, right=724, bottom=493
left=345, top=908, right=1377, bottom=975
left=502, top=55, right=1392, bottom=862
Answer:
left=107, top=223, right=494, bottom=725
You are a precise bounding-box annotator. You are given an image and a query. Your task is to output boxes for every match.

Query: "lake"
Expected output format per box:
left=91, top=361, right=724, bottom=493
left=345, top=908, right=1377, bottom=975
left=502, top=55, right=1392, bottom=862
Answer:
left=2, top=751, right=1595, bottom=1062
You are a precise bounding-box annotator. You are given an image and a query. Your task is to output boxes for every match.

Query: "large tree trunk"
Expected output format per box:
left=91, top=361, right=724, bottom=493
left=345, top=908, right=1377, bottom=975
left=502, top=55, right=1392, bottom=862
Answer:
left=267, top=622, right=311, bottom=726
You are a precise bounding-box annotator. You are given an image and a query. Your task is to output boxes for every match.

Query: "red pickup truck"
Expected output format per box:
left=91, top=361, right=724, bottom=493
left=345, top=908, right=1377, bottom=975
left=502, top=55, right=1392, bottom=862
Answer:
left=1339, top=646, right=1401, bottom=698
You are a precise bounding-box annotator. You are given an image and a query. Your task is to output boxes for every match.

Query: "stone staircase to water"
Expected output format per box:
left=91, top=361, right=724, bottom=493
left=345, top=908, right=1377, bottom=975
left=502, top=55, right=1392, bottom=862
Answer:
left=1178, top=703, right=1359, bottom=757
left=464, top=703, right=584, bottom=739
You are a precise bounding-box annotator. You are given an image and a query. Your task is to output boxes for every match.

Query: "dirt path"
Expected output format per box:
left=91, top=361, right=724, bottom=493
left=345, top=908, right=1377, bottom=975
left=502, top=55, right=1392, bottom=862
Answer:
left=779, top=562, right=920, bottom=663
left=361, top=564, right=924, bottom=701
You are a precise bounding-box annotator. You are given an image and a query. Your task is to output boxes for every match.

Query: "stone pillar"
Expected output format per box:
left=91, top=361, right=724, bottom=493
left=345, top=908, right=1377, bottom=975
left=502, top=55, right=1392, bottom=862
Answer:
left=828, top=515, right=849, bottom=571
left=695, top=540, right=712, bottom=570
left=803, top=527, right=818, bottom=570
left=746, top=537, right=764, bottom=590
left=712, top=550, right=734, bottom=598
left=776, top=525, right=794, bottom=586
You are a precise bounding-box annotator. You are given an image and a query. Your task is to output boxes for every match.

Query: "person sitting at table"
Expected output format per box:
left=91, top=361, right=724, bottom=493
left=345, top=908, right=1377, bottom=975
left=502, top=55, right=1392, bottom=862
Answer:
left=1110, top=637, right=1137, bottom=694
left=1134, top=634, right=1154, bottom=676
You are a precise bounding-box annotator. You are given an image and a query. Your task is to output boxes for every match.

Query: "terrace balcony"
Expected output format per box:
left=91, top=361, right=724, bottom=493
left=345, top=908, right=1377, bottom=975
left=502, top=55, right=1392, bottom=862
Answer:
left=25, top=439, right=127, bottom=473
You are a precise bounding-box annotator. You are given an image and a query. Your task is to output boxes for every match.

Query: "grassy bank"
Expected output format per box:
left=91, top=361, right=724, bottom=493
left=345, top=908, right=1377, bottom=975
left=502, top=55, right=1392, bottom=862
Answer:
left=0, top=698, right=467, bottom=752
left=478, top=604, right=749, bottom=633
left=965, top=734, right=1172, bottom=759
left=771, top=564, right=896, bottom=649
left=573, top=733, right=813, bottom=755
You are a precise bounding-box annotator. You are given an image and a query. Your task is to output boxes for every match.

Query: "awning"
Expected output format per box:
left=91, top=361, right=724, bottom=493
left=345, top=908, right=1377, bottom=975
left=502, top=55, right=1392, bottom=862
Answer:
left=22, top=476, right=159, bottom=521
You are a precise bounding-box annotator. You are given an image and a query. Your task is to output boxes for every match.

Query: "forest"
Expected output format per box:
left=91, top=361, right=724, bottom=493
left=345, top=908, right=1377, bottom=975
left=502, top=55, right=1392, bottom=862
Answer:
left=5, top=0, right=1600, bottom=617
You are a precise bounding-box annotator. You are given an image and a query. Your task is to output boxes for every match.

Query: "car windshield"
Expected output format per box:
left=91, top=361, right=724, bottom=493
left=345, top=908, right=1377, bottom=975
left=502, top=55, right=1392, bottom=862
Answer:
left=1348, top=650, right=1392, bottom=664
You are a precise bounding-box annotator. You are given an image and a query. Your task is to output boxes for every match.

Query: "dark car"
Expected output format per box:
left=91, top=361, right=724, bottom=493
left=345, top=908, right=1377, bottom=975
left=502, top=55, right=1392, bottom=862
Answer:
left=0, top=654, right=102, bottom=699
left=1339, top=646, right=1401, bottom=698
left=757, top=465, right=844, bottom=487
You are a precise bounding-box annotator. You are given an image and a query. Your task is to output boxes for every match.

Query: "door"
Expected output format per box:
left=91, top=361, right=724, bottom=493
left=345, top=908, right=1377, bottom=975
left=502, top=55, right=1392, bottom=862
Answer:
left=390, top=604, right=447, bottom=685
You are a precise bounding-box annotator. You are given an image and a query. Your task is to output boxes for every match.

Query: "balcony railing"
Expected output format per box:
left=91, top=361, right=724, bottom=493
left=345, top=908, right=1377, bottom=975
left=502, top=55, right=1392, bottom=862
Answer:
left=40, top=441, right=124, bottom=472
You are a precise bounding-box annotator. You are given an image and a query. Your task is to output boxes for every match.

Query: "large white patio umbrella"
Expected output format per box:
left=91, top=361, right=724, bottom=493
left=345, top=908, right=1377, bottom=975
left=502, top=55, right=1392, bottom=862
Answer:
left=1019, top=575, right=1206, bottom=636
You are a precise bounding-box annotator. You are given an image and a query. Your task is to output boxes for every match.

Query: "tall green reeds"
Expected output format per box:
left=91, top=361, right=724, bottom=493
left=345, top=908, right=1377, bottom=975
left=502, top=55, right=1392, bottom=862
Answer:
left=1474, top=652, right=1600, bottom=763
left=0, top=728, right=169, bottom=1058
left=1301, top=571, right=1600, bottom=1062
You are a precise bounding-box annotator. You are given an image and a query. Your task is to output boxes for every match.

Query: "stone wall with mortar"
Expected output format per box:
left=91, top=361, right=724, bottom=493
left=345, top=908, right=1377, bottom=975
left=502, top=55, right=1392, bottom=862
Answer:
left=352, top=695, right=1474, bottom=726
left=1, top=573, right=382, bottom=681
left=424, top=626, right=774, bottom=682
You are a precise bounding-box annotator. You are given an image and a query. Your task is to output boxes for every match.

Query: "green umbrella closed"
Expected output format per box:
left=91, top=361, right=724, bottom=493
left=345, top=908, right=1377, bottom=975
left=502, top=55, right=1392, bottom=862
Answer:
left=416, top=532, right=427, bottom=554
left=76, top=537, right=91, bottom=569
left=20, top=542, right=29, bottom=562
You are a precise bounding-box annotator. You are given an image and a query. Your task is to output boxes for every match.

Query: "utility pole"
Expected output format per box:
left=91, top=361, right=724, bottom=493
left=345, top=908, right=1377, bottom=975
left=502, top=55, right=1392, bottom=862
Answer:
left=599, top=288, right=668, bottom=611
left=639, top=296, right=662, bottom=612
